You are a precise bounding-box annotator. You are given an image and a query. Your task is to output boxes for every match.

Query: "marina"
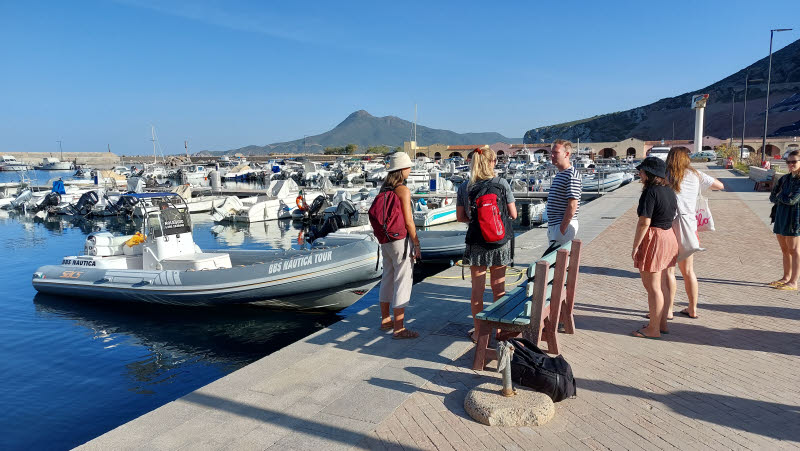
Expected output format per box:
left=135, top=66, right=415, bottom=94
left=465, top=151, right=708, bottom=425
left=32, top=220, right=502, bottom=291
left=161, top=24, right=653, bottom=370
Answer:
left=69, top=167, right=799, bottom=450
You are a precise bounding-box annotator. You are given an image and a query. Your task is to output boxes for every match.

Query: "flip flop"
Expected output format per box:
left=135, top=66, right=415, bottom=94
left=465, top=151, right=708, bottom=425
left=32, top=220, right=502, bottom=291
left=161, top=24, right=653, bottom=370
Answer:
left=393, top=329, right=419, bottom=340
left=467, top=331, right=477, bottom=344
left=644, top=325, right=670, bottom=334
left=678, top=309, right=698, bottom=319
left=768, top=280, right=788, bottom=287
left=631, top=329, right=661, bottom=340
left=775, top=285, right=798, bottom=291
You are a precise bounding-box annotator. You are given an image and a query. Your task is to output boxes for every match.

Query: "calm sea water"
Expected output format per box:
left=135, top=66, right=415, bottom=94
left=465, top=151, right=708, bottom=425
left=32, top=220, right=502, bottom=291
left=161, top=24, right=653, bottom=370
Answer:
left=0, top=171, right=372, bottom=450
left=0, top=170, right=541, bottom=450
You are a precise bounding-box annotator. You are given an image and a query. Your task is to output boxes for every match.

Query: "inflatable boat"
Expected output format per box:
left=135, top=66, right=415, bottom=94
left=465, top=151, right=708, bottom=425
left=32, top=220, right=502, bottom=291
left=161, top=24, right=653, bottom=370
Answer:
left=32, top=194, right=382, bottom=310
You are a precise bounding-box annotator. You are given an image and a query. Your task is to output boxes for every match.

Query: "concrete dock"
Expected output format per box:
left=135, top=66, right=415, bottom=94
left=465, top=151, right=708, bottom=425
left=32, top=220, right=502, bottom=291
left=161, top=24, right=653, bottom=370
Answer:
left=79, top=165, right=800, bottom=450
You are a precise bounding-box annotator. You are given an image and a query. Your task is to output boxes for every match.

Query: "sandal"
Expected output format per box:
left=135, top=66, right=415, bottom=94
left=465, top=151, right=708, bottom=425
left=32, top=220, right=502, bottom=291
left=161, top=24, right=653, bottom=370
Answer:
left=768, top=280, right=788, bottom=287
left=380, top=322, right=393, bottom=331
left=775, top=284, right=798, bottom=291
left=678, top=309, right=698, bottom=319
left=631, top=329, right=661, bottom=340
left=467, top=331, right=477, bottom=344
left=392, top=329, right=419, bottom=340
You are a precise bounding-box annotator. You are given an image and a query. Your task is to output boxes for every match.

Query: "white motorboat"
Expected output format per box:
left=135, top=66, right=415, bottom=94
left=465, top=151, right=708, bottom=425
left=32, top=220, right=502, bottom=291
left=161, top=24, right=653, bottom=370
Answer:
left=35, top=157, right=73, bottom=171
left=0, top=155, right=31, bottom=172
left=212, top=179, right=324, bottom=223
left=581, top=171, right=625, bottom=192
left=412, top=197, right=457, bottom=227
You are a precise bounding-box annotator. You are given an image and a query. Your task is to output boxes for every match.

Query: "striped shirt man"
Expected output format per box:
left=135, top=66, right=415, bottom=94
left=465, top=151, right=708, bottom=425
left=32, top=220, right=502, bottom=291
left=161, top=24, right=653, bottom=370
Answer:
left=546, top=166, right=582, bottom=224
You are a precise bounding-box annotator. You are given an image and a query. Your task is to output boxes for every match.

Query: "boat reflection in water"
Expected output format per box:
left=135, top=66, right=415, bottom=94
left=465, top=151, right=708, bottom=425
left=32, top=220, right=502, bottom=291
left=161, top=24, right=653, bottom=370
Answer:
left=33, top=292, right=340, bottom=375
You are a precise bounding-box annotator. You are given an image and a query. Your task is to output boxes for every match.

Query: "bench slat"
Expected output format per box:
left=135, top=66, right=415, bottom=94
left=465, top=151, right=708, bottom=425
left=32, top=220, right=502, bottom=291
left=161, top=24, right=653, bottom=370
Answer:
left=526, top=242, right=572, bottom=278
left=475, top=286, right=526, bottom=320
left=511, top=285, right=553, bottom=325
left=478, top=287, right=529, bottom=322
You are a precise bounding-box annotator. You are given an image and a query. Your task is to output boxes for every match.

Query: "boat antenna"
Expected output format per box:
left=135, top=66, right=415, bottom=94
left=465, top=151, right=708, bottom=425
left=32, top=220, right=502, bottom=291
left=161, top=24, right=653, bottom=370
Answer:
left=185, top=140, right=190, bottom=159
left=57, top=140, right=63, bottom=160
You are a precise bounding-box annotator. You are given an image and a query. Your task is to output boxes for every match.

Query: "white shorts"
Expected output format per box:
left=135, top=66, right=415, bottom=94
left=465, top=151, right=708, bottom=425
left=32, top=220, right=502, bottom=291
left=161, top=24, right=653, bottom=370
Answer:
left=547, top=219, right=579, bottom=246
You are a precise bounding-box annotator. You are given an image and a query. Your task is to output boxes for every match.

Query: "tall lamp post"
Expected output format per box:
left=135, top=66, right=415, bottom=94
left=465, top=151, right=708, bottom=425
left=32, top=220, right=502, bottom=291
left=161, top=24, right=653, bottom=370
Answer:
left=741, top=74, right=763, bottom=159
left=761, top=28, right=792, bottom=163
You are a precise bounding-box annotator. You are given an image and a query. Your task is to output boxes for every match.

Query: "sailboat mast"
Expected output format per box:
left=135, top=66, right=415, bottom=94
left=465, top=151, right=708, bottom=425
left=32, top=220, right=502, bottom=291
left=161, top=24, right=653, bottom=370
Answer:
left=414, top=104, right=417, bottom=143
left=151, top=126, right=157, bottom=164
left=185, top=140, right=189, bottom=159
left=57, top=140, right=63, bottom=160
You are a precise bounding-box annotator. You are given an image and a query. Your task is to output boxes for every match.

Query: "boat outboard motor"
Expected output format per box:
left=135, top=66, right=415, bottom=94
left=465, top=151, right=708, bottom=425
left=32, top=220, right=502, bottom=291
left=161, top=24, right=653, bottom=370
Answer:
left=305, top=216, right=340, bottom=243
left=10, top=189, right=33, bottom=209
left=70, top=190, right=100, bottom=216
left=307, top=195, right=331, bottom=219
left=332, top=199, right=359, bottom=227
left=40, top=192, right=61, bottom=211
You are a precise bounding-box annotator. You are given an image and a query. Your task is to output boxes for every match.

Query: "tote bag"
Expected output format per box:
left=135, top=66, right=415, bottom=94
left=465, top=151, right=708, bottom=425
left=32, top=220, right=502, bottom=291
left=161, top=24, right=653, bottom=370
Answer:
left=696, top=193, right=715, bottom=232
left=673, top=213, right=704, bottom=262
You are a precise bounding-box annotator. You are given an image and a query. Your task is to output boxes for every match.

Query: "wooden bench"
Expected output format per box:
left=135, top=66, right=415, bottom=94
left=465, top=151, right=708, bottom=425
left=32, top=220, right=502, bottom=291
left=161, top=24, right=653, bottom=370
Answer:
left=472, top=239, right=582, bottom=370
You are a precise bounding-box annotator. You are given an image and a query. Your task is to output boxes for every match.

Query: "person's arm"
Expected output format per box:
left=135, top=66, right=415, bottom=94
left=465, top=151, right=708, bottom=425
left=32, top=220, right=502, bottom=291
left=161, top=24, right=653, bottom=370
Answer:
left=560, top=199, right=577, bottom=234
left=632, top=216, right=651, bottom=261
left=456, top=206, right=469, bottom=222
left=507, top=202, right=518, bottom=220
left=709, top=179, right=724, bottom=191
left=395, top=186, right=421, bottom=258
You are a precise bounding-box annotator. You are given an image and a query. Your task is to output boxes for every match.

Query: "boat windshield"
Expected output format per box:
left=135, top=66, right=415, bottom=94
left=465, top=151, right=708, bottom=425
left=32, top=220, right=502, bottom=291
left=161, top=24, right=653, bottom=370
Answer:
left=145, top=205, right=192, bottom=238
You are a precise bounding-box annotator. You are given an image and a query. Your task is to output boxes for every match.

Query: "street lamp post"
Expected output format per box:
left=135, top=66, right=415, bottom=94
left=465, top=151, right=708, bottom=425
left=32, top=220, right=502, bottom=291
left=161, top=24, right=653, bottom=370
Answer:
left=741, top=74, right=763, bottom=160
left=761, top=28, right=793, bottom=163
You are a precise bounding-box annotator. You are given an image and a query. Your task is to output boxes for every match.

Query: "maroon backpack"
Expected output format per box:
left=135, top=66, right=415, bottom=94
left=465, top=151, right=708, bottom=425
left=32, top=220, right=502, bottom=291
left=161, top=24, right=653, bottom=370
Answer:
left=368, top=186, right=410, bottom=268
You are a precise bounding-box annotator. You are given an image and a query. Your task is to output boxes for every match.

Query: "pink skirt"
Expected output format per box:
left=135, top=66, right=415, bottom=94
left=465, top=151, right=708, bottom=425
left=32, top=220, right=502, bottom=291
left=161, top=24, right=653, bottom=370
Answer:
left=634, top=227, right=678, bottom=272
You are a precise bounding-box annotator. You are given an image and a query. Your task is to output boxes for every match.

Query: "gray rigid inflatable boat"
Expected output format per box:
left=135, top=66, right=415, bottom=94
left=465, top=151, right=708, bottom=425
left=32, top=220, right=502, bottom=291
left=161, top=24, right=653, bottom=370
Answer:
left=32, top=194, right=381, bottom=310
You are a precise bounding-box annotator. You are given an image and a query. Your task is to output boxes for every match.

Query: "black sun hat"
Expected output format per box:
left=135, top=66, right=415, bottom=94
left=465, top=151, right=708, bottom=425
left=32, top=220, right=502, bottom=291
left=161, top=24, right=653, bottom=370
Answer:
left=636, top=156, right=667, bottom=179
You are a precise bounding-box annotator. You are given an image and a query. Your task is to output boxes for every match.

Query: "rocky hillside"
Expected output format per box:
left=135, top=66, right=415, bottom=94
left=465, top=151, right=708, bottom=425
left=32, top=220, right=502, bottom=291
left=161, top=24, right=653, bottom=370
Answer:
left=525, top=38, right=800, bottom=143
left=200, top=110, right=521, bottom=156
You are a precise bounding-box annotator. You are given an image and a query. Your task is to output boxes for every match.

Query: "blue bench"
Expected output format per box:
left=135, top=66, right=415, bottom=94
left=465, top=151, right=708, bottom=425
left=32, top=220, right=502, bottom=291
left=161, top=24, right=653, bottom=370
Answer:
left=472, top=239, right=583, bottom=370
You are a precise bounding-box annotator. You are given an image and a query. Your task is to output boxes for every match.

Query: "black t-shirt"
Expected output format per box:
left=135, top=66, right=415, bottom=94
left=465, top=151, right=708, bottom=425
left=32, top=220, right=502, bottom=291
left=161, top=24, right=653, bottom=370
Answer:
left=637, top=185, right=677, bottom=230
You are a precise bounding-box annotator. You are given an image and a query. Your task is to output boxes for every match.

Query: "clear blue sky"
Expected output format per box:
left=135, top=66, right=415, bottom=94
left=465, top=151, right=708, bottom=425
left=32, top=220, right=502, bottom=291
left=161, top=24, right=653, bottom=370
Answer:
left=0, top=0, right=797, bottom=155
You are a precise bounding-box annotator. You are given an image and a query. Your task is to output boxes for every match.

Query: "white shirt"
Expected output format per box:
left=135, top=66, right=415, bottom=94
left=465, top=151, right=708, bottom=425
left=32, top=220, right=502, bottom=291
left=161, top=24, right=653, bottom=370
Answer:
left=675, top=170, right=714, bottom=215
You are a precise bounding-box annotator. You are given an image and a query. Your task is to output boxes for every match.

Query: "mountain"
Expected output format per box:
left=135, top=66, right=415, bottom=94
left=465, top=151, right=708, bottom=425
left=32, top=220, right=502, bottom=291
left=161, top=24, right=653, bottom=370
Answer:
left=524, top=38, right=800, bottom=144
left=197, top=110, right=521, bottom=156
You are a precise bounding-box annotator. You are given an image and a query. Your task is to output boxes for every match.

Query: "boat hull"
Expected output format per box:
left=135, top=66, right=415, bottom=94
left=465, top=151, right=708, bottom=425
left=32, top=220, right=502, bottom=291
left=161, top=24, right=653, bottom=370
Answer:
left=32, top=242, right=381, bottom=310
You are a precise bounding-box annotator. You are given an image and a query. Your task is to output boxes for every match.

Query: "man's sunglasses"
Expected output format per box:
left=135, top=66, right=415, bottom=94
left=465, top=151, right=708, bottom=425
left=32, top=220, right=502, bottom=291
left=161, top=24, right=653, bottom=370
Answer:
left=787, top=160, right=800, bottom=164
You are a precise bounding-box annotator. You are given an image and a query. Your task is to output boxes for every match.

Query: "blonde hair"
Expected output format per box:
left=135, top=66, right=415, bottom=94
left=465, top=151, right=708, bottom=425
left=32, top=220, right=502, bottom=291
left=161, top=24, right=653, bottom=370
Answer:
left=665, top=146, right=697, bottom=193
left=552, top=139, right=573, bottom=154
left=469, top=147, right=496, bottom=184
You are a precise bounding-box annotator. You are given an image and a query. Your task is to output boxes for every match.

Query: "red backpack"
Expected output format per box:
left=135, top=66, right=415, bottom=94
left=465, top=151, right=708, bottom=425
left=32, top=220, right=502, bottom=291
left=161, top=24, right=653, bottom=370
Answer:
left=368, top=187, right=410, bottom=269
left=368, top=187, right=408, bottom=244
left=465, top=178, right=514, bottom=266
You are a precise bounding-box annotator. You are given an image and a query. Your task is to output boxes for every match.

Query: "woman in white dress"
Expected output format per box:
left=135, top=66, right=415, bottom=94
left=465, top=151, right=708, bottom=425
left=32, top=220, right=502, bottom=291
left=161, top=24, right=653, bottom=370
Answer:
left=663, top=147, right=724, bottom=320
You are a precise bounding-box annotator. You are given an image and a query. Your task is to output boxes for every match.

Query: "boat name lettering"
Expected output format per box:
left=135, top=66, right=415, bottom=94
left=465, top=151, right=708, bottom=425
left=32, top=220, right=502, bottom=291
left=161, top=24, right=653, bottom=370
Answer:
left=62, top=259, right=96, bottom=267
left=267, top=250, right=334, bottom=275
left=60, top=271, right=83, bottom=279
left=163, top=219, right=185, bottom=228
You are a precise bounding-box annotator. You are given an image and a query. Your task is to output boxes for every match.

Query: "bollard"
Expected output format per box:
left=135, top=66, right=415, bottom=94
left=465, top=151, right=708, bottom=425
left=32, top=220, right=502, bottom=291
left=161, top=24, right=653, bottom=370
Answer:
left=497, top=340, right=515, bottom=397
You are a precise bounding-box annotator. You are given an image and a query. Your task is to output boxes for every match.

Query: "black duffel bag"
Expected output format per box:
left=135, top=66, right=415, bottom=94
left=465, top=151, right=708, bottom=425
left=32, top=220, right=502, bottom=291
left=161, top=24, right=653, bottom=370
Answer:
left=509, top=338, right=577, bottom=402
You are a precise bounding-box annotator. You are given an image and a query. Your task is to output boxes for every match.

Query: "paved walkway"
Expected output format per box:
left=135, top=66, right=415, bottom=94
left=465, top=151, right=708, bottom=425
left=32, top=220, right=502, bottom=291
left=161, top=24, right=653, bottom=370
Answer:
left=365, top=166, right=800, bottom=450
left=80, top=166, right=800, bottom=450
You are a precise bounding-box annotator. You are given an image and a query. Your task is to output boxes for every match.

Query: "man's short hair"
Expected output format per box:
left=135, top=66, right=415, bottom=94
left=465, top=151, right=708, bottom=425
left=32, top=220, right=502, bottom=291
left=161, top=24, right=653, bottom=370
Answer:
left=552, top=139, right=573, bottom=153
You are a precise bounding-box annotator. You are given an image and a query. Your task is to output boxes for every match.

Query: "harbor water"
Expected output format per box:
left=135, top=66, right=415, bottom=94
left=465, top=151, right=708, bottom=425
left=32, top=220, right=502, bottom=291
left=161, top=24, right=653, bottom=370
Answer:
left=0, top=170, right=548, bottom=449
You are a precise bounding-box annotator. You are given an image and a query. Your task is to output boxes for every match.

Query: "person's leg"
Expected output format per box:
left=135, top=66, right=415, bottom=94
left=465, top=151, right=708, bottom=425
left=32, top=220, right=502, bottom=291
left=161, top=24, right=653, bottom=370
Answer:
left=392, top=240, right=416, bottom=336
left=678, top=255, right=699, bottom=317
left=660, top=266, right=676, bottom=330
left=378, top=244, right=395, bottom=329
left=775, top=235, right=791, bottom=284
left=471, top=266, right=487, bottom=333
left=488, top=265, right=507, bottom=302
left=637, top=270, right=663, bottom=337
left=785, top=236, right=800, bottom=288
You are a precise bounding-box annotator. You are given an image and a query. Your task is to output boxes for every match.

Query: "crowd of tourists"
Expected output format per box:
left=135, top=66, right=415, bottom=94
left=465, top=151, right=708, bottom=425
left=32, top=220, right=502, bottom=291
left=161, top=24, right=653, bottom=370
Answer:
left=369, top=142, right=796, bottom=343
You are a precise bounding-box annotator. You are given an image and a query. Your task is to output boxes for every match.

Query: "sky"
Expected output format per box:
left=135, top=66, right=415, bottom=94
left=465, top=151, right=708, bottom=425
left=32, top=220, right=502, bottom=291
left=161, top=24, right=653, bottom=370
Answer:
left=0, top=0, right=797, bottom=155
